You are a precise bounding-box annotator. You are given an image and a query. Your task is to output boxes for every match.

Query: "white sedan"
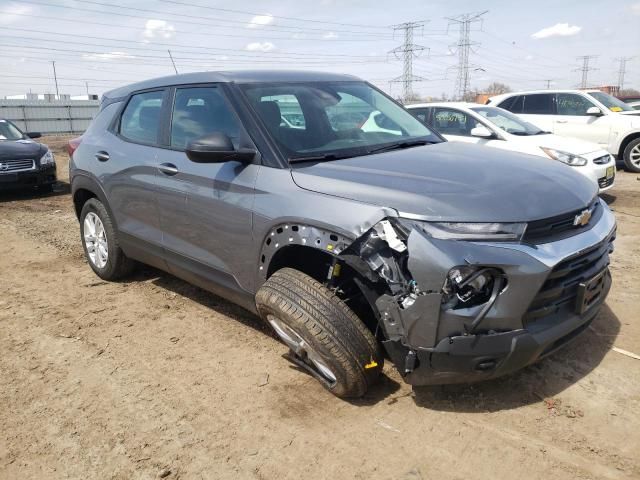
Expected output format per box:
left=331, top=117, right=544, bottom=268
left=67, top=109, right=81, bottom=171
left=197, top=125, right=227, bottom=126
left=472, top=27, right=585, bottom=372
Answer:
left=407, top=102, right=616, bottom=193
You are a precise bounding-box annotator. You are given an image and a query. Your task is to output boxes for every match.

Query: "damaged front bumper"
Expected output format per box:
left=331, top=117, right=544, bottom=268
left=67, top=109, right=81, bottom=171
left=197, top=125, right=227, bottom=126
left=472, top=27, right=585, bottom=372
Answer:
left=357, top=199, right=616, bottom=385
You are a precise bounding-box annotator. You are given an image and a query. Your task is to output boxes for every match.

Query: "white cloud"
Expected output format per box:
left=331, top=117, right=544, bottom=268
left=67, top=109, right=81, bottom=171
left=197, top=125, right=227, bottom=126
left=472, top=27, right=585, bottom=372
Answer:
left=631, top=2, right=640, bottom=15
left=0, top=3, right=34, bottom=25
left=323, top=31, right=339, bottom=39
left=246, top=42, right=276, bottom=52
left=82, top=51, right=137, bottom=61
left=247, top=14, right=274, bottom=28
left=143, top=19, right=176, bottom=41
left=291, top=32, right=306, bottom=39
left=531, top=23, right=581, bottom=39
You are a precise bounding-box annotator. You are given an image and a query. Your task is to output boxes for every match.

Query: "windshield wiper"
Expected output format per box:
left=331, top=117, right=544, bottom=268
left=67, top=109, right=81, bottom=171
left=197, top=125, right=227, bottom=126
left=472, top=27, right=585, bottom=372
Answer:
left=368, top=139, right=432, bottom=155
left=289, top=153, right=354, bottom=164
left=534, top=130, right=552, bottom=135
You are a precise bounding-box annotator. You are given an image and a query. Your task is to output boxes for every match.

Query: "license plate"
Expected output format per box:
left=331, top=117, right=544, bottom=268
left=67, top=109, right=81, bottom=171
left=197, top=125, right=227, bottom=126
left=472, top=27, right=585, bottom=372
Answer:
left=606, top=166, right=615, bottom=179
left=575, top=269, right=608, bottom=314
left=0, top=173, right=18, bottom=183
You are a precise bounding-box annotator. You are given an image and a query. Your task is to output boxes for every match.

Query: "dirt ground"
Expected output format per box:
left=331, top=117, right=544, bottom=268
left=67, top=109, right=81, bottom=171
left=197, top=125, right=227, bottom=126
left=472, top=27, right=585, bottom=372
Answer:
left=1, top=136, right=639, bottom=480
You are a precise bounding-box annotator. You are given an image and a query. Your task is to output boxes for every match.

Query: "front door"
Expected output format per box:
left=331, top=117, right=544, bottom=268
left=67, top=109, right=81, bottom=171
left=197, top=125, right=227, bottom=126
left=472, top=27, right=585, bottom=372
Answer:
left=553, top=93, right=611, bottom=147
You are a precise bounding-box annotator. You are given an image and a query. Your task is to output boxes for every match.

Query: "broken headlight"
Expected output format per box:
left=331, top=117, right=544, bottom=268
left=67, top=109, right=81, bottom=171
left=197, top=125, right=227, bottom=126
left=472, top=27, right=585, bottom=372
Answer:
left=442, top=265, right=504, bottom=310
left=399, top=219, right=526, bottom=242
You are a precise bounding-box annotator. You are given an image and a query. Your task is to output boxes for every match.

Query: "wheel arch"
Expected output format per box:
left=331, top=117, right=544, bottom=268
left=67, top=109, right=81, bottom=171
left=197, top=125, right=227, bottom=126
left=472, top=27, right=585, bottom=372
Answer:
left=618, top=131, right=640, bottom=159
left=71, top=173, right=116, bottom=227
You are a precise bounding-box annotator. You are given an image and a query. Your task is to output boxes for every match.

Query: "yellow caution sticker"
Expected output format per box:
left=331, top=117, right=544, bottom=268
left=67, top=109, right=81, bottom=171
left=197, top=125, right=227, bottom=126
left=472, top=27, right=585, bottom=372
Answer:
left=364, top=359, right=379, bottom=369
left=610, top=106, right=622, bottom=112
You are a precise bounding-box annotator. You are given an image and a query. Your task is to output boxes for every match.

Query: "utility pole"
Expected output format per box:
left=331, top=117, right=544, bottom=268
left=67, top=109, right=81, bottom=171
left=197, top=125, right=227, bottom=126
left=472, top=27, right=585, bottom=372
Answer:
left=51, top=60, right=60, bottom=99
left=615, top=57, right=633, bottom=90
left=543, top=79, right=553, bottom=89
left=85, top=81, right=89, bottom=96
left=447, top=11, right=487, bottom=101
left=389, top=22, right=427, bottom=103
left=168, top=49, right=179, bottom=74
left=575, top=55, right=598, bottom=88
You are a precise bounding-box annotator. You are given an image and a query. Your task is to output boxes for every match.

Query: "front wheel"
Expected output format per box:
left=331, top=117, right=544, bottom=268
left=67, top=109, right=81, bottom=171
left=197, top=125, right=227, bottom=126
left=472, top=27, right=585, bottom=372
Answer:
left=256, top=268, right=383, bottom=398
left=623, top=137, right=640, bottom=173
left=80, top=198, right=135, bottom=280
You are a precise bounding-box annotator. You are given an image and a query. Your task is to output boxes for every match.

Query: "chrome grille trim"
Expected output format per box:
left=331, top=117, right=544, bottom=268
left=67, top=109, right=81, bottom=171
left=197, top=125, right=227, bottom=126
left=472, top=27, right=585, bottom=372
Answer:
left=0, top=159, right=35, bottom=173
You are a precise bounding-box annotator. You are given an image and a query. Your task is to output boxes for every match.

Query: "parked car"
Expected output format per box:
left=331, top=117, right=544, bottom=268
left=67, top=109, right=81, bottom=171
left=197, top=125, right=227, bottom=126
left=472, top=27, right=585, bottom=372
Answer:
left=487, top=89, right=640, bottom=173
left=627, top=100, right=640, bottom=111
left=0, top=119, right=56, bottom=191
left=70, top=71, right=615, bottom=398
left=407, top=103, right=615, bottom=192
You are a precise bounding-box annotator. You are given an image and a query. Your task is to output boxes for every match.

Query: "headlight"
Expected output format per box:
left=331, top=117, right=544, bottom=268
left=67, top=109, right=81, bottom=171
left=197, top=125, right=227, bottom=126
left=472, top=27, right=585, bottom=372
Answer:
left=40, top=149, right=55, bottom=166
left=540, top=147, right=587, bottom=166
left=399, top=219, right=526, bottom=242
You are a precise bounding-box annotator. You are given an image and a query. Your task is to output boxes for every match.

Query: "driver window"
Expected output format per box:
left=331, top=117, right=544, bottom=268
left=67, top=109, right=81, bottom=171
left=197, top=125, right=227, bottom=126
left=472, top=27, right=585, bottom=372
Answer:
left=432, top=108, right=476, bottom=136
left=170, top=87, right=241, bottom=150
left=556, top=93, right=596, bottom=116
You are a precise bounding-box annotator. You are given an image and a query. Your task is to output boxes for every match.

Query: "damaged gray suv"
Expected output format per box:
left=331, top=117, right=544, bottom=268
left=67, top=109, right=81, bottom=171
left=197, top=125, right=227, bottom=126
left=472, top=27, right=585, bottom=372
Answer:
left=70, top=71, right=616, bottom=398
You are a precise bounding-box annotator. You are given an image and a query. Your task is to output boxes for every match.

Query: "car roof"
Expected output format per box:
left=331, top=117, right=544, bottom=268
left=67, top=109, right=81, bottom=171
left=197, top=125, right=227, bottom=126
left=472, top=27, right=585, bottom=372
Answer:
left=488, top=89, right=603, bottom=103
left=103, top=70, right=361, bottom=101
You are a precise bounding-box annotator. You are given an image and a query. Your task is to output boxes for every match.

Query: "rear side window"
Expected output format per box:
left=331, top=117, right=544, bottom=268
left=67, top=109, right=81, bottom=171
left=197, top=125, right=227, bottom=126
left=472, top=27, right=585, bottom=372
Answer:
left=521, top=94, right=555, bottom=115
left=170, top=87, right=241, bottom=149
left=497, top=95, right=524, bottom=113
left=409, top=107, right=430, bottom=124
left=120, top=90, right=165, bottom=144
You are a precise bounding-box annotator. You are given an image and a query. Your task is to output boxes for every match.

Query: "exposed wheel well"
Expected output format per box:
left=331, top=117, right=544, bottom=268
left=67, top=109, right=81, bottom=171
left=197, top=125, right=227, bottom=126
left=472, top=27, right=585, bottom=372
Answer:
left=619, top=132, right=640, bottom=159
left=73, top=188, right=97, bottom=219
left=266, top=245, right=382, bottom=337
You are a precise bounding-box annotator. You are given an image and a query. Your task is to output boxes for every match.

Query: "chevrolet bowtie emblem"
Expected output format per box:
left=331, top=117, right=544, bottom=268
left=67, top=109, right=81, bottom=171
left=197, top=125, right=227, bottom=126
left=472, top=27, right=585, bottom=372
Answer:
left=573, top=208, right=592, bottom=227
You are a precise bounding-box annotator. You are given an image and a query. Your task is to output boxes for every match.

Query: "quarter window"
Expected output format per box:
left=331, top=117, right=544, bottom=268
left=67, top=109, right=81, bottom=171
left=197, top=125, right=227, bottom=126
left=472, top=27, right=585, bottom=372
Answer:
left=521, top=94, right=555, bottom=115
left=556, top=93, right=596, bottom=116
left=120, top=90, right=165, bottom=144
left=409, top=107, right=430, bottom=124
left=171, top=87, right=241, bottom=149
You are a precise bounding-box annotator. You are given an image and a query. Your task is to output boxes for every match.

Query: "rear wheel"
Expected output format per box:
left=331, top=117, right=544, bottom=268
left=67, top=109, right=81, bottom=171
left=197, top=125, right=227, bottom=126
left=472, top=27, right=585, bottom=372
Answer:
left=256, top=268, right=383, bottom=398
left=623, top=137, right=640, bottom=173
left=80, top=198, right=135, bottom=280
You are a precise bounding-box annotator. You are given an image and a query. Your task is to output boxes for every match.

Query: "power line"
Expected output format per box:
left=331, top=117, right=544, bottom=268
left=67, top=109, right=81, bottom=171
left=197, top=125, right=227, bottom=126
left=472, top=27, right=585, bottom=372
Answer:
left=446, top=11, right=487, bottom=100
left=389, top=22, right=428, bottom=102
left=575, top=55, right=598, bottom=88
left=615, top=57, right=634, bottom=90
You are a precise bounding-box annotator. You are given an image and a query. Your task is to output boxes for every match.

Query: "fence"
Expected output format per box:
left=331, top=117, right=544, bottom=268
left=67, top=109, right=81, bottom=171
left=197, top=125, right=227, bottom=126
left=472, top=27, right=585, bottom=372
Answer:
left=0, top=99, right=100, bottom=135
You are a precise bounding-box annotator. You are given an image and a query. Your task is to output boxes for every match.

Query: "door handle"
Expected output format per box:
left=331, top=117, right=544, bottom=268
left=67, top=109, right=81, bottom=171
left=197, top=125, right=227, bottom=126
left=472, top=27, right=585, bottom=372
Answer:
left=158, top=163, right=179, bottom=176
left=556, top=120, right=568, bottom=124
left=95, top=151, right=110, bottom=162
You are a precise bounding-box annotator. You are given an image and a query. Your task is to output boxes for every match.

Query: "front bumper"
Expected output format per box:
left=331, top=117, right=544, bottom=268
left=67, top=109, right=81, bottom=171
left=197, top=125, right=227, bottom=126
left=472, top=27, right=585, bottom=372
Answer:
left=0, top=164, right=57, bottom=189
left=381, top=198, right=616, bottom=385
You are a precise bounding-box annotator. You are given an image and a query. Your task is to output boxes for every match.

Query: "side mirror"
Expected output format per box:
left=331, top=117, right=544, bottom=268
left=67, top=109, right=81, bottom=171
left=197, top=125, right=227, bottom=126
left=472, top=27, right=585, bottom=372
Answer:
left=25, top=132, right=42, bottom=139
left=185, top=132, right=256, bottom=163
left=586, top=106, right=603, bottom=117
left=470, top=125, right=494, bottom=139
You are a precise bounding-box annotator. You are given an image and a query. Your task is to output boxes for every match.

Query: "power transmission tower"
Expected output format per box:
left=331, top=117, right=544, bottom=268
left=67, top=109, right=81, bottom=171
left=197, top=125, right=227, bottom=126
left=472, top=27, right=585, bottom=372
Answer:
left=615, top=57, right=633, bottom=90
left=389, top=22, right=427, bottom=103
left=446, top=11, right=487, bottom=101
left=543, top=79, right=554, bottom=89
left=575, top=55, right=598, bottom=88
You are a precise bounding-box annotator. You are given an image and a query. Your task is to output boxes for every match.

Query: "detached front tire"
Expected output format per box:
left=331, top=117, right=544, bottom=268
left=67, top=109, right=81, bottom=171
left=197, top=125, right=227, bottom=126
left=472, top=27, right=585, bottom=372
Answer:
left=80, top=198, right=135, bottom=280
left=256, top=268, right=383, bottom=398
left=623, top=137, right=640, bottom=173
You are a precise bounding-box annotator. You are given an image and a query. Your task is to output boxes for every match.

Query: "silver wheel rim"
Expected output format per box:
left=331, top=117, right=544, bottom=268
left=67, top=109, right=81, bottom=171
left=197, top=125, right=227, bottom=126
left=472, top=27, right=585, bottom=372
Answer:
left=84, top=212, right=108, bottom=269
left=630, top=144, right=640, bottom=167
left=268, top=316, right=337, bottom=384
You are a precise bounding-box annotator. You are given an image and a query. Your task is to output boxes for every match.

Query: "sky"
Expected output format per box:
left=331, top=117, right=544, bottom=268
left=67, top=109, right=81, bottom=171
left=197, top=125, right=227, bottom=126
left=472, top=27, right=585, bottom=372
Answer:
left=0, top=0, right=638, bottom=99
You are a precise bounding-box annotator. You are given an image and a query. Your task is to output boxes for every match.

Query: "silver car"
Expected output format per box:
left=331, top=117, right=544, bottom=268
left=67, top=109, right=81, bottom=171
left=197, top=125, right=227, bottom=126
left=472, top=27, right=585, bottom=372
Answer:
left=69, top=71, right=615, bottom=398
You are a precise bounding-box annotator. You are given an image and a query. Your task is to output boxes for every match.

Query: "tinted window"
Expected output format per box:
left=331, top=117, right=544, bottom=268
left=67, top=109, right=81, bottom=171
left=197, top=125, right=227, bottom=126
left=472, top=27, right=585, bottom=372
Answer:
left=432, top=108, right=478, bottom=136
left=120, top=90, right=164, bottom=144
left=171, top=87, right=241, bottom=149
left=522, top=94, right=554, bottom=115
left=409, top=107, right=430, bottom=124
left=498, top=95, right=524, bottom=113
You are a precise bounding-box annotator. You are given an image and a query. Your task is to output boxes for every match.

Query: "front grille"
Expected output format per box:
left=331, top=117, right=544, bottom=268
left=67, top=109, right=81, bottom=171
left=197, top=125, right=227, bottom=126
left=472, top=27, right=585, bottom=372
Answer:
left=0, top=158, right=35, bottom=173
left=593, top=154, right=611, bottom=165
left=598, top=175, right=614, bottom=189
left=523, top=234, right=614, bottom=326
left=523, top=200, right=599, bottom=244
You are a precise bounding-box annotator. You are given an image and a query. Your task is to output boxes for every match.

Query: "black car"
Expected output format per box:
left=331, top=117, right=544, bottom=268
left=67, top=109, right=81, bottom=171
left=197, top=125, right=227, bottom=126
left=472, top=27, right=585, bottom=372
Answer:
left=0, top=119, right=56, bottom=191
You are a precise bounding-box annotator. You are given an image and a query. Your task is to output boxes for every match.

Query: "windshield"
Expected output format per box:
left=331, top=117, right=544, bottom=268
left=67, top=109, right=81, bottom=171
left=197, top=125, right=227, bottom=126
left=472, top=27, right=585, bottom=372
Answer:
left=241, top=81, right=441, bottom=160
left=588, top=91, right=634, bottom=112
left=470, top=106, right=547, bottom=135
left=0, top=119, right=25, bottom=141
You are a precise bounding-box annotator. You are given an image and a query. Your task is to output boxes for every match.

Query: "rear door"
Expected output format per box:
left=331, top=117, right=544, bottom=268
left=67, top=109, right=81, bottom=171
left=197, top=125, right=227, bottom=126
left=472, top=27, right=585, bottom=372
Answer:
left=100, top=89, right=167, bottom=266
left=553, top=93, right=611, bottom=147
left=154, top=84, right=259, bottom=292
left=518, top=93, right=556, bottom=132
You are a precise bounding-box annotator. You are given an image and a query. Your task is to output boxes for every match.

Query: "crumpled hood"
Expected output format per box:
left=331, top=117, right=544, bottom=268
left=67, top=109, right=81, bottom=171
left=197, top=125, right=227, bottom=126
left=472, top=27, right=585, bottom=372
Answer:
left=0, top=139, right=45, bottom=160
left=291, top=142, right=597, bottom=222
